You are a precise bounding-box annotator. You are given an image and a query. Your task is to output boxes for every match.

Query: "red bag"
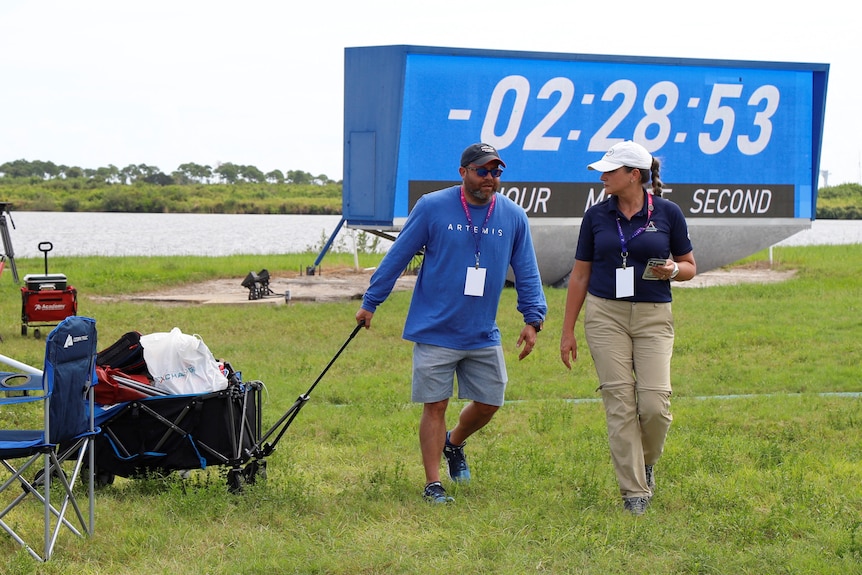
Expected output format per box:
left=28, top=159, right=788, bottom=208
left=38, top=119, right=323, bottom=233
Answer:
left=94, top=366, right=152, bottom=405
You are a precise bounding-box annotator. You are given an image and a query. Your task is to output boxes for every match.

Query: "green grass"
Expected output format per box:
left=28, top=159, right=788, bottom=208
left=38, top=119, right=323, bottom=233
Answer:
left=0, top=245, right=860, bottom=574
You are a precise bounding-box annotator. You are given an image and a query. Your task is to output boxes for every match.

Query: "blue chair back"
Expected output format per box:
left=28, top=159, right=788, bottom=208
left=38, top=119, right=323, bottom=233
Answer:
left=44, top=316, right=98, bottom=444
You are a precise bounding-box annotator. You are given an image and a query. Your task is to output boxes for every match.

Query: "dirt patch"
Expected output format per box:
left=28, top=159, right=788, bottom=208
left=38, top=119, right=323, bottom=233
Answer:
left=98, top=266, right=416, bottom=306
left=675, top=262, right=796, bottom=289
left=94, top=263, right=794, bottom=306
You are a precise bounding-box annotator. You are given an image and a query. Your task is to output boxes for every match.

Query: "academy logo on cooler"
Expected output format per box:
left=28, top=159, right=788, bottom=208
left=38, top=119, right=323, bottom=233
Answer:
left=35, top=303, right=67, bottom=311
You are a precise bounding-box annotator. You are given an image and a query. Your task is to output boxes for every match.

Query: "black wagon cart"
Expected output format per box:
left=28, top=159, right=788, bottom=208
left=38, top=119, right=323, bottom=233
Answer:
left=92, top=322, right=364, bottom=492
left=93, top=376, right=266, bottom=492
left=21, top=242, right=77, bottom=339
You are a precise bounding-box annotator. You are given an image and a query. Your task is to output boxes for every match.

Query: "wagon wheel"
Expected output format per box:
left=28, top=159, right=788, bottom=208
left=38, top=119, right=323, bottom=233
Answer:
left=26, top=467, right=65, bottom=492
left=226, top=467, right=245, bottom=494
left=95, top=468, right=115, bottom=487
left=242, top=459, right=267, bottom=484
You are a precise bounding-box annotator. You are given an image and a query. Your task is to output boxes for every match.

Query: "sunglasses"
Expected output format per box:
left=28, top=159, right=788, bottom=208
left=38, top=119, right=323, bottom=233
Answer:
left=466, top=166, right=503, bottom=178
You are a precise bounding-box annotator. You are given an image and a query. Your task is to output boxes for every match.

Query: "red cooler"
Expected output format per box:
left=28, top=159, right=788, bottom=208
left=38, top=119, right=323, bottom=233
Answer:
left=20, top=242, right=78, bottom=339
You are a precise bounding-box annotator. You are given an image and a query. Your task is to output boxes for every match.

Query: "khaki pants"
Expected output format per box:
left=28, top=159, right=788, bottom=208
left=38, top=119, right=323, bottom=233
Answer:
left=584, top=293, right=674, bottom=498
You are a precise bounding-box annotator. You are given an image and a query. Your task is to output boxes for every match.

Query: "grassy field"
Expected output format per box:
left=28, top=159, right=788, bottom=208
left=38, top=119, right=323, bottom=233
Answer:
left=0, top=246, right=860, bottom=574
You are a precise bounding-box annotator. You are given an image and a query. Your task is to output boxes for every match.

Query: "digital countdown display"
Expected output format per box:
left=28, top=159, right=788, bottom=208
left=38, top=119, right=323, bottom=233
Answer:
left=342, top=45, right=828, bottom=226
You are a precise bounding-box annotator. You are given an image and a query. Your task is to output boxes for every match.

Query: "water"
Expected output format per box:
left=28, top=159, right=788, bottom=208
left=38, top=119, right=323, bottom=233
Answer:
left=3, top=212, right=350, bottom=258
left=1, top=211, right=860, bottom=259
left=773, top=219, right=862, bottom=247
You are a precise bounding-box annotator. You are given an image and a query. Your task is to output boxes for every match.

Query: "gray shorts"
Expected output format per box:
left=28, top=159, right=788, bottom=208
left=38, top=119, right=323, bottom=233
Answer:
left=411, top=343, right=508, bottom=406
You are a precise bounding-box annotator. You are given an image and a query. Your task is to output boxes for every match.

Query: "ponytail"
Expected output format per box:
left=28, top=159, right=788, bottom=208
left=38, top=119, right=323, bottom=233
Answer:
left=634, top=157, right=663, bottom=197
left=649, top=157, right=663, bottom=197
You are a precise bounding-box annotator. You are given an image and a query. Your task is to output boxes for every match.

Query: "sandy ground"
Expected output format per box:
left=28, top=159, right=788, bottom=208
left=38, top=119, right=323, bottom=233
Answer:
left=675, top=264, right=796, bottom=289
left=112, top=267, right=416, bottom=305
left=108, top=262, right=795, bottom=306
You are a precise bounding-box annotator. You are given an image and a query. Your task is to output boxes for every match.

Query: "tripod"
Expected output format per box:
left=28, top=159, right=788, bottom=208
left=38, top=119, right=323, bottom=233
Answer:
left=0, top=202, right=20, bottom=283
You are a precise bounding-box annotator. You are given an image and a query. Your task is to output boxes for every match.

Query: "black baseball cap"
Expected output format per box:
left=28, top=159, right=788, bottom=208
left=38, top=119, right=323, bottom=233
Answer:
left=460, top=143, right=506, bottom=168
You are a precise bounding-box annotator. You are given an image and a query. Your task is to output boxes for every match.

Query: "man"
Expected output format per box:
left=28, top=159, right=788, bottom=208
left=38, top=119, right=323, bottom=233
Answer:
left=356, top=143, right=547, bottom=504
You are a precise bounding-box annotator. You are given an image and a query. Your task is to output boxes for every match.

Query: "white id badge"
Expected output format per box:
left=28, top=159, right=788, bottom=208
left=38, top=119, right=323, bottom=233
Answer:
left=464, top=267, right=487, bottom=297
left=615, top=266, right=635, bottom=298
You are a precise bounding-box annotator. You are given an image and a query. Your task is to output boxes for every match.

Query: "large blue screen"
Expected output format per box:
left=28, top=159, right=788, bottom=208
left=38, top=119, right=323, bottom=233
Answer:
left=343, top=46, right=828, bottom=224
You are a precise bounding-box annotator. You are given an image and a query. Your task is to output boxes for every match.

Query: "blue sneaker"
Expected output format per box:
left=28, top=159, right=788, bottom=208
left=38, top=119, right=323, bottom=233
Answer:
left=423, top=481, right=454, bottom=504
left=443, top=431, right=471, bottom=483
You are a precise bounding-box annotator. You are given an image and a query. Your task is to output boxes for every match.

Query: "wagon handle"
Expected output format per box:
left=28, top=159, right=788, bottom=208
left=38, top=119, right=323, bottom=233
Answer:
left=255, top=320, right=365, bottom=455
left=38, top=242, right=53, bottom=274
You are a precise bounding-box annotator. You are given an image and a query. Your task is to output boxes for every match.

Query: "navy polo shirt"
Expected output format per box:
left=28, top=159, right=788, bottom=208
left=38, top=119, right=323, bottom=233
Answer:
left=575, top=191, right=693, bottom=303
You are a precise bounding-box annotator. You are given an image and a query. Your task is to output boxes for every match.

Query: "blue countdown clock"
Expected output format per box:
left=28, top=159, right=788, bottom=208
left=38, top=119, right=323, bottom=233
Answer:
left=340, top=45, right=828, bottom=284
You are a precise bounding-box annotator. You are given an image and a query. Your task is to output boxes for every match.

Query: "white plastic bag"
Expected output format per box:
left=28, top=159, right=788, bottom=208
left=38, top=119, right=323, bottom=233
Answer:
left=140, top=328, right=228, bottom=395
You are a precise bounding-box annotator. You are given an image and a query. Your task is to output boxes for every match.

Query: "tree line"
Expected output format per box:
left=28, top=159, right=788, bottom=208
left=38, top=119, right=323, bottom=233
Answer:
left=0, top=159, right=338, bottom=186
left=1, top=158, right=859, bottom=218
left=816, top=183, right=862, bottom=219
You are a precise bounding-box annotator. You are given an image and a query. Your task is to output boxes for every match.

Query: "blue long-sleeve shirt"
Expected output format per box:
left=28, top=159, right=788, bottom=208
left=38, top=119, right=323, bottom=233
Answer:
left=362, top=186, right=547, bottom=350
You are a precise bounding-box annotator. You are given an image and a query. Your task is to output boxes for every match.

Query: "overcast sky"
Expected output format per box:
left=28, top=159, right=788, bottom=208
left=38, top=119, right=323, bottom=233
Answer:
left=1, top=0, right=858, bottom=186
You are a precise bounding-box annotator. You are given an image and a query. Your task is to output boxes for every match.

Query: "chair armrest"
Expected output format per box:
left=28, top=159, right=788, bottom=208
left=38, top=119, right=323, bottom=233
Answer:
left=0, top=373, right=44, bottom=400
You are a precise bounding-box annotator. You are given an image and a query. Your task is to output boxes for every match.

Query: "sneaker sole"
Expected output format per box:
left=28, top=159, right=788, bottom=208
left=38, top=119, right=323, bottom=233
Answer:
left=447, top=472, right=471, bottom=483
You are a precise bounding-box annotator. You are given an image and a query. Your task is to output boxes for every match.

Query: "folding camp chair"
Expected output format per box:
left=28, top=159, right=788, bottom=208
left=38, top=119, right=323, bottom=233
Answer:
left=0, top=316, right=98, bottom=562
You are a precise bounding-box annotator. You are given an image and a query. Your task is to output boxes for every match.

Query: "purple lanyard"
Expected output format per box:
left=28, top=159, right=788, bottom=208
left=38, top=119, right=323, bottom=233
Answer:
left=460, top=187, right=496, bottom=268
left=615, top=192, right=653, bottom=268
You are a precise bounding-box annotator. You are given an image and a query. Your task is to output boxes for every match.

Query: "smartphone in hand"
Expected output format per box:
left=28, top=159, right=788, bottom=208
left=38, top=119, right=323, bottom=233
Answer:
left=642, top=258, right=668, bottom=280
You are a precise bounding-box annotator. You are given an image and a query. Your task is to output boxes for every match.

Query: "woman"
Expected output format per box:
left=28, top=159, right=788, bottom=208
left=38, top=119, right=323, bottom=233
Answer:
left=560, top=141, right=696, bottom=515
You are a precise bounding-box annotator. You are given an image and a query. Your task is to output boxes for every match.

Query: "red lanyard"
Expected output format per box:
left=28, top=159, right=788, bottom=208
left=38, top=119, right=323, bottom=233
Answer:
left=615, top=192, right=653, bottom=268
left=460, top=187, right=496, bottom=268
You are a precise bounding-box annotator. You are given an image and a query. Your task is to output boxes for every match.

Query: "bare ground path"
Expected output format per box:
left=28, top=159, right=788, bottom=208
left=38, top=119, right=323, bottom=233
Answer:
left=95, top=262, right=795, bottom=306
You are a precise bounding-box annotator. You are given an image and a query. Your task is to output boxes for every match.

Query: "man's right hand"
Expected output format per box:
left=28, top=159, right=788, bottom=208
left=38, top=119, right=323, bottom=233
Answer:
left=356, top=309, right=374, bottom=328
